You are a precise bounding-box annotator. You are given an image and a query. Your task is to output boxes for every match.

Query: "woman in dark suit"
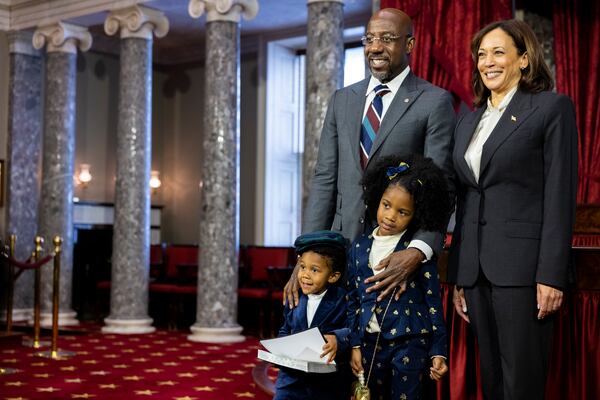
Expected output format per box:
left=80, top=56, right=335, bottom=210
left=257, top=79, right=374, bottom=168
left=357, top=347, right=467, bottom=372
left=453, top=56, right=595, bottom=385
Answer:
left=448, top=20, right=578, bottom=400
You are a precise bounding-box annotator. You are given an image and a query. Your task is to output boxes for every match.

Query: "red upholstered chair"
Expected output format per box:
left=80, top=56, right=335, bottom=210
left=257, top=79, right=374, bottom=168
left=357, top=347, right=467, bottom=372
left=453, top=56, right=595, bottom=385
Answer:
left=238, top=246, right=295, bottom=337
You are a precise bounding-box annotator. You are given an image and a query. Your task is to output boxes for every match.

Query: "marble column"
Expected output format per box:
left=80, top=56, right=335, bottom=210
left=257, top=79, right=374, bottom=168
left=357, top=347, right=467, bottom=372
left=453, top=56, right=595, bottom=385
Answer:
left=302, top=0, right=344, bottom=212
left=187, top=0, right=258, bottom=343
left=102, top=6, right=169, bottom=335
left=4, top=31, right=43, bottom=323
left=32, top=22, right=91, bottom=327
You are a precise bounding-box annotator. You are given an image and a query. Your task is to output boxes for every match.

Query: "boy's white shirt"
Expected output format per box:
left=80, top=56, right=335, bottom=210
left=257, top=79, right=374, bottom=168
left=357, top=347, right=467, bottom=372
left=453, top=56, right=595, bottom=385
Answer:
left=366, top=227, right=405, bottom=333
left=306, top=289, right=328, bottom=327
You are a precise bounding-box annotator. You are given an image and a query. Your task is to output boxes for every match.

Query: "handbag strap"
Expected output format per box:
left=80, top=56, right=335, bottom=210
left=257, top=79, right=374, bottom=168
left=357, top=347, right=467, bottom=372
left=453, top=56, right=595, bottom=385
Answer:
left=364, top=287, right=397, bottom=387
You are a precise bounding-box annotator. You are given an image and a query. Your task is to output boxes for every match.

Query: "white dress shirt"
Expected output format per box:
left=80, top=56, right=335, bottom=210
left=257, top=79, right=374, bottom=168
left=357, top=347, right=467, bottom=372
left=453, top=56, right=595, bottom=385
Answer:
left=306, top=290, right=327, bottom=327
left=465, top=86, right=518, bottom=182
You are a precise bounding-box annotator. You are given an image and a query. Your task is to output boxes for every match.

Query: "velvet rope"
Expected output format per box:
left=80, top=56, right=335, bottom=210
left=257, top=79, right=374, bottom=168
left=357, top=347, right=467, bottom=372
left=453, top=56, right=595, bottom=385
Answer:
left=1, top=253, right=54, bottom=270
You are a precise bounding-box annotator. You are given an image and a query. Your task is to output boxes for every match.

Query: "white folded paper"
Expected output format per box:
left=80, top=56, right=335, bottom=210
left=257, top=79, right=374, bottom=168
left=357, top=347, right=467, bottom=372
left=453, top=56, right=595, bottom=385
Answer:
left=257, top=327, right=337, bottom=373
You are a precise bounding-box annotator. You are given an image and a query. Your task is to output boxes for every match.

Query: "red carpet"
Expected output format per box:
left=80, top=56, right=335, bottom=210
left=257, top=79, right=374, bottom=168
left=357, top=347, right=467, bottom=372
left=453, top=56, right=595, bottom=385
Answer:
left=0, top=329, right=273, bottom=400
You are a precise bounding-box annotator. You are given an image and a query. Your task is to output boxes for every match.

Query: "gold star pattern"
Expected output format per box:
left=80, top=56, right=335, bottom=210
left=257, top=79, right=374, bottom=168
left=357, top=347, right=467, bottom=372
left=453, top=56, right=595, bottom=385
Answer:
left=210, top=359, right=226, bottom=364
left=2, top=358, right=17, bottom=363
left=144, top=368, right=163, bottom=373
left=429, top=307, right=437, bottom=315
left=132, top=357, right=149, bottom=362
left=242, top=363, right=256, bottom=368
left=424, top=271, right=431, bottom=279
left=194, top=386, right=216, bottom=392
left=5, top=381, right=25, bottom=386
left=179, top=355, right=194, bottom=360
left=37, top=387, right=60, bottom=392
left=82, top=360, right=99, bottom=364
left=72, top=394, right=95, bottom=398
left=6, top=397, right=26, bottom=400
left=194, top=365, right=212, bottom=371
left=150, top=352, right=165, bottom=356
left=60, top=366, right=76, bottom=371
left=31, top=362, right=46, bottom=366
left=113, top=364, right=129, bottom=368
left=229, top=370, right=246, bottom=375
left=104, top=354, right=118, bottom=358
left=234, top=392, right=255, bottom=398
left=157, top=380, right=177, bottom=386
left=212, top=377, right=233, bottom=382
left=122, top=349, right=135, bottom=353
left=99, top=384, right=118, bottom=389
left=134, top=390, right=156, bottom=395
left=33, top=373, right=50, bottom=378
left=66, top=378, right=84, bottom=383
left=90, top=370, right=110, bottom=376
left=175, top=397, right=196, bottom=400
left=390, top=328, right=397, bottom=336
left=123, top=375, right=143, bottom=381
left=177, top=372, right=196, bottom=378
left=163, top=362, right=180, bottom=366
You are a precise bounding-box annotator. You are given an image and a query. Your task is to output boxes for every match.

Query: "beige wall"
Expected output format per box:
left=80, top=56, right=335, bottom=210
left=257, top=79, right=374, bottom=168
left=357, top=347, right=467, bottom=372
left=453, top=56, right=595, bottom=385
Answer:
left=72, top=48, right=260, bottom=245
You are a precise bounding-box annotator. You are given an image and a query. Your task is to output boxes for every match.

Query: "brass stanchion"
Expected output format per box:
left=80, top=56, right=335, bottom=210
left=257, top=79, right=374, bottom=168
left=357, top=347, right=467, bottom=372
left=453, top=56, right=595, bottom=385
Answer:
left=22, top=236, right=50, bottom=348
left=5, top=234, right=16, bottom=334
left=35, top=236, right=75, bottom=360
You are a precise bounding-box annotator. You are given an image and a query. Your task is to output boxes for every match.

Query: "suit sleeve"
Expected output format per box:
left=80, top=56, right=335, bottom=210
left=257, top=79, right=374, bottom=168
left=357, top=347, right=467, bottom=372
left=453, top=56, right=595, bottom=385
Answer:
left=412, top=90, right=457, bottom=255
left=535, top=95, right=578, bottom=288
left=278, top=292, right=297, bottom=337
left=302, top=91, right=339, bottom=233
left=345, top=243, right=362, bottom=347
left=419, top=261, right=448, bottom=358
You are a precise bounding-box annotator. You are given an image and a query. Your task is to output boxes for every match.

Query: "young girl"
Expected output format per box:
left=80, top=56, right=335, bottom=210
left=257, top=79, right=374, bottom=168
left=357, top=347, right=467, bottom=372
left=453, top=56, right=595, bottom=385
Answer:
left=347, top=154, right=451, bottom=399
left=274, top=230, right=351, bottom=400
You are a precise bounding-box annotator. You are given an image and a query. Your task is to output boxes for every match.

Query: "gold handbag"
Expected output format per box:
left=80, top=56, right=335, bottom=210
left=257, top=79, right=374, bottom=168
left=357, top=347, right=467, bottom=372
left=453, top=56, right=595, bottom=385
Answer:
left=352, top=371, right=370, bottom=400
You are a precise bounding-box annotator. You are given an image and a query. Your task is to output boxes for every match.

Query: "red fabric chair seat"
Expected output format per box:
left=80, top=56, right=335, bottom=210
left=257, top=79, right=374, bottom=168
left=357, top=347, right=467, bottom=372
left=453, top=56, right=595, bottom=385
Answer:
left=97, top=280, right=111, bottom=290
left=238, top=287, right=270, bottom=299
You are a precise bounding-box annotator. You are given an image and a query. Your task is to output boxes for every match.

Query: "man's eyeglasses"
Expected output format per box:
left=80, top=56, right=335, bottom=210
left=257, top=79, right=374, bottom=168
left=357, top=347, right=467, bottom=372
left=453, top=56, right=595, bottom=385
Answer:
left=361, top=35, right=410, bottom=46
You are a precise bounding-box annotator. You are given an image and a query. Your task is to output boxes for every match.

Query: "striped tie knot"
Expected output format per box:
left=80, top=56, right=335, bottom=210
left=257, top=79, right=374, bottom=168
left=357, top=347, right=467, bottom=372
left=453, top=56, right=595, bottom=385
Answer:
left=360, top=85, right=391, bottom=169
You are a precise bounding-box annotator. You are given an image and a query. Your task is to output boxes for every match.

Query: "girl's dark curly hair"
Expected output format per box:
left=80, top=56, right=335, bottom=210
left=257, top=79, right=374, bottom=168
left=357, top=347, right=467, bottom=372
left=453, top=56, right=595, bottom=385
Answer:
left=361, top=154, right=452, bottom=233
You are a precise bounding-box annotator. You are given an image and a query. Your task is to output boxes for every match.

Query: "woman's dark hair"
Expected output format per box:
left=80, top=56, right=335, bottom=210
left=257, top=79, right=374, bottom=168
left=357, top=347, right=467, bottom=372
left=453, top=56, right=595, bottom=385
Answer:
left=471, top=19, right=554, bottom=107
left=361, top=154, right=452, bottom=233
left=297, top=245, right=347, bottom=278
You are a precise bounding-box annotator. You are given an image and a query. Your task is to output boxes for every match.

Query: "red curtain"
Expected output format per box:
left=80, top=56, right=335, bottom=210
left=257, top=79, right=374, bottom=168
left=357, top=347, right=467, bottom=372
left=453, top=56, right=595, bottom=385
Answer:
left=380, top=0, right=512, bottom=106
left=553, top=0, right=600, bottom=204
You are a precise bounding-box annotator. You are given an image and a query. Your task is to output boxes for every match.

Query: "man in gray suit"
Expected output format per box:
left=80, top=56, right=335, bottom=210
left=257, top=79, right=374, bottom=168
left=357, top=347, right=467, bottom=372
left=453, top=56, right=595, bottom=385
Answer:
left=285, top=8, right=455, bottom=305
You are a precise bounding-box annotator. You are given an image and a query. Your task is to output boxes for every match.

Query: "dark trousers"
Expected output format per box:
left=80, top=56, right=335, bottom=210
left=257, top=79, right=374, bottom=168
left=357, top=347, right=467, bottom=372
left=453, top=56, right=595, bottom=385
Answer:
left=361, top=333, right=430, bottom=400
left=464, top=272, right=554, bottom=400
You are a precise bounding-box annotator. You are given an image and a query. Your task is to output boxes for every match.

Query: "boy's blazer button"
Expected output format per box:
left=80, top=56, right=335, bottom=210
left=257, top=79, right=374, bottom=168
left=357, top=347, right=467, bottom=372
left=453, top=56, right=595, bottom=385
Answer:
left=359, top=217, right=365, bottom=224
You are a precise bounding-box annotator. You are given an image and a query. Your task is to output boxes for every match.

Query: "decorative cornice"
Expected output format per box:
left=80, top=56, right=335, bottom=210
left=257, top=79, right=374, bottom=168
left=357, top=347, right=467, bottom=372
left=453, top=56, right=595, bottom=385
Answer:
left=7, top=29, right=39, bottom=55
left=104, top=5, right=169, bottom=40
left=32, top=21, right=92, bottom=53
left=188, top=0, right=258, bottom=23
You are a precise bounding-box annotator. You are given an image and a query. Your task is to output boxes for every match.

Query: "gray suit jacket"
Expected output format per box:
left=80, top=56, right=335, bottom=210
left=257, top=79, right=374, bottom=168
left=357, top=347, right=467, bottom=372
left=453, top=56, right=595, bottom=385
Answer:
left=447, top=90, right=578, bottom=288
left=303, top=72, right=456, bottom=254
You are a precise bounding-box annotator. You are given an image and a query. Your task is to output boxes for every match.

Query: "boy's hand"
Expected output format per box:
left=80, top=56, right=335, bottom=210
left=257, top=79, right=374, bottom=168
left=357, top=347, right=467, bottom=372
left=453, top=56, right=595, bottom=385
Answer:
left=429, top=356, right=448, bottom=381
left=350, top=347, right=363, bottom=376
left=320, top=334, right=338, bottom=363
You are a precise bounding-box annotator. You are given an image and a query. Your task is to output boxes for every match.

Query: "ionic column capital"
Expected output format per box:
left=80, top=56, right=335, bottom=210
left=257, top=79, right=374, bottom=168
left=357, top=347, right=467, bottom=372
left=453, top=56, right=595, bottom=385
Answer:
left=188, top=0, right=259, bottom=23
left=7, top=30, right=40, bottom=56
left=104, top=5, right=169, bottom=40
left=32, top=22, right=92, bottom=54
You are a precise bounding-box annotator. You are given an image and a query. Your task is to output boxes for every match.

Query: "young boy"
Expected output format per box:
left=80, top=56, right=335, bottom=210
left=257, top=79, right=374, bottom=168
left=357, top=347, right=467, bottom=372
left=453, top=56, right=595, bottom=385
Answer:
left=273, top=230, right=351, bottom=400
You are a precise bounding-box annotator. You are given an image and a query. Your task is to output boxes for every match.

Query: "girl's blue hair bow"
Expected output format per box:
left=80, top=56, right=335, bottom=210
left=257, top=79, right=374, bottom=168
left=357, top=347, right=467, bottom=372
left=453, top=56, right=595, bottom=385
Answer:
left=386, top=162, right=410, bottom=180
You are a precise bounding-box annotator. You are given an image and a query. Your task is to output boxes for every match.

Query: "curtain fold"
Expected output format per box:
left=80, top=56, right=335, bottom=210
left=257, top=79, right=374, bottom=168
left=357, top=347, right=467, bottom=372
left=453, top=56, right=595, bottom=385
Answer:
left=553, top=0, right=600, bottom=203
left=380, top=0, right=512, bottom=107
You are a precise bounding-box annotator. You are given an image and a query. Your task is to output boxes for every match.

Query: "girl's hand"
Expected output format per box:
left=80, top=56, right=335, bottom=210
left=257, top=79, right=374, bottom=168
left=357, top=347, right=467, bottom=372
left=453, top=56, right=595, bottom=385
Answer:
left=350, top=348, right=363, bottom=376
left=453, top=286, right=470, bottom=323
left=320, top=334, right=338, bottom=363
left=429, top=356, right=448, bottom=381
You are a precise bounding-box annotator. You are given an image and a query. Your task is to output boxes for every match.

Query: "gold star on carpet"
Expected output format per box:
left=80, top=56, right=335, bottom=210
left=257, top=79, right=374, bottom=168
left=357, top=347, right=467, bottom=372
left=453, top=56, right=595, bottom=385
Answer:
left=114, top=342, right=125, bottom=346
left=132, top=358, right=149, bottom=362
left=70, top=343, right=83, bottom=348
left=179, top=356, right=194, bottom=360
left=99, top=384, right=118, bottom=389
left=212, top=377, right=233, bottom=383
left=130, top=338, right=141, bottom=342
left=134, top=390, right=156, bottom=395
left=179, top=343, right=192, bottom=348
left=37, top=387, right=60, bottom=392
left=150, top=352, right=165, bottom=356
left=195, top=350, right=208, bottom=355
left=210, top=360, right=226, bottom=364
left=174, top=397, right=196, bottom=400
left=154, top=340, right=167, bottom=344
left=228, top=370, right=245, bottom=375
left=139, top=345, right=151, bottom=349
left=5, top=381, right=25, bottom=386
left=242, top=363, right=256, bottom=368
left=94, top=346, right=108, bottom=350
left=163, top=362, right=180, bottom=366
left=2, top=358, right=17, bottom=363
left=144, top=368, right=163, bottom=373
left=177, top=372, right=196, bottom=378
left=33, top=373, right=50, bottom=378
left=72, top=394, right=95, bottom=398
left=90, top=371, right=110, bottom=376
left=6, top=397, right=26, bottom=400
left=194, top=366, right=212, bottom=371
left=122, top=349, right=135, bottom=353
left=78, top=351, right=90, bottom=355
left=113, top=364, right=129, bottom=368
left=225, top=354, right=239, bottom=358
left=157, top=380, right=177, bottom=386
left=89, top=339, right=101, bottom=343
left=2, top=350, right=16, bottom=354
left=82, top=360, right=99, bottom=364
left=235, top=348, right=250, bottom=353
left=123, top=375, right=143, bottom=381
left=65, top=378, right=83, bottom=383
left=194, top=386, right=216, bottom=392
left=234, top=392, right=255, bottom=398
left=60, top=366, right=76, bottom=371
left=104, top=354, right=118, bottom=358
left=31, top=362, right=46, bottom=366
left=207, top=346, right=221, bottom=350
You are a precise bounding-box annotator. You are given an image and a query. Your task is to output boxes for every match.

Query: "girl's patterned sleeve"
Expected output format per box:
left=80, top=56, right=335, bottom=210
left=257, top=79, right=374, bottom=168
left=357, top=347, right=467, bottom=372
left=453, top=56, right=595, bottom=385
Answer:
left=345, top=242, right=361, bottom=347
left=420, top=261, right=448, bottom=358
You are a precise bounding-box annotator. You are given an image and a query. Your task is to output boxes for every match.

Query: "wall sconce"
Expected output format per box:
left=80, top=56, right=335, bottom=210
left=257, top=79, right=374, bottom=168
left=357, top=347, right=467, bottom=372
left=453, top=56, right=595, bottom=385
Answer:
left=77, top=164, right=92, bottom=187
left=149, top=170, right=161, bottom=193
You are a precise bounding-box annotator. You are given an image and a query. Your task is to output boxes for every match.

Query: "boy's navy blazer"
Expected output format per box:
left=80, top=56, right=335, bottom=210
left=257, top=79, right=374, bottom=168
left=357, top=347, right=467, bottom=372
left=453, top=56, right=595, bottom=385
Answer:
left=279, top=285, right=351, bottom=353
left=346, top=232, right=447, bottom=358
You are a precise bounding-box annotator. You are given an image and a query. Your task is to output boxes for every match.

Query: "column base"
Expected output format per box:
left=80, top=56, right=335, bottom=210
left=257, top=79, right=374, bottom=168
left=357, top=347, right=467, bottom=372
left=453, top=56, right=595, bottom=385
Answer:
left=102, top=317, right=155, bottom=334
left=40, top=311, right=79, bottom=327
left=2, top=308, right=32, bottom=322
left=187, top=324, right=245, bottom=343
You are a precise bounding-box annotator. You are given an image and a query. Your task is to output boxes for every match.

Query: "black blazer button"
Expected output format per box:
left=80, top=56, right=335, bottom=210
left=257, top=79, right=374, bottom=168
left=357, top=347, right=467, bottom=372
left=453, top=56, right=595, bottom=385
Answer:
left=360, top=217, right=365, bottom=224
left=479, top=219, right=486, bottom=225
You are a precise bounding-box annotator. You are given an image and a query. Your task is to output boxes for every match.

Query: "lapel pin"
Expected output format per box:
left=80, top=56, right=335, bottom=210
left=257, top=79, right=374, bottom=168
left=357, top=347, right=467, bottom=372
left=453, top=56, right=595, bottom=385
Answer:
left=404, top=98, right=410, bottom=103
left=511, top=115, right=517, bottom=122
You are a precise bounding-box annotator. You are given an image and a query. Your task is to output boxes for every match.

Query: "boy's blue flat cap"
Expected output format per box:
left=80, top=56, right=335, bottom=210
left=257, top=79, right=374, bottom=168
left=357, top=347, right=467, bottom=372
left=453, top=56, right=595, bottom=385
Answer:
left=294, top=230, right=347, bottom=254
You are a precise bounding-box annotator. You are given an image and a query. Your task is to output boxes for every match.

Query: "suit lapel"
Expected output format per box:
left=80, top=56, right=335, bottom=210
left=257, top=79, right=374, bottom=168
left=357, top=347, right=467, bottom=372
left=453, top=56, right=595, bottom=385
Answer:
left=455, top=108, right=486, bottom=187
left=479, top=90, right=536, bottom=177
left=347, top=79, right=370, bottom=171
left=310, top=288, right=335, bottom=328
left=369, top=72, right=422, bottom=164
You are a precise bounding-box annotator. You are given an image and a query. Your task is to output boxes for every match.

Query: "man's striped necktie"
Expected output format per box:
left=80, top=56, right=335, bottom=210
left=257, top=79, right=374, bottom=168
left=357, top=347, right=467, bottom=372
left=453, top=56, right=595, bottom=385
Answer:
left=360, top=84, right=391, bottom=169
